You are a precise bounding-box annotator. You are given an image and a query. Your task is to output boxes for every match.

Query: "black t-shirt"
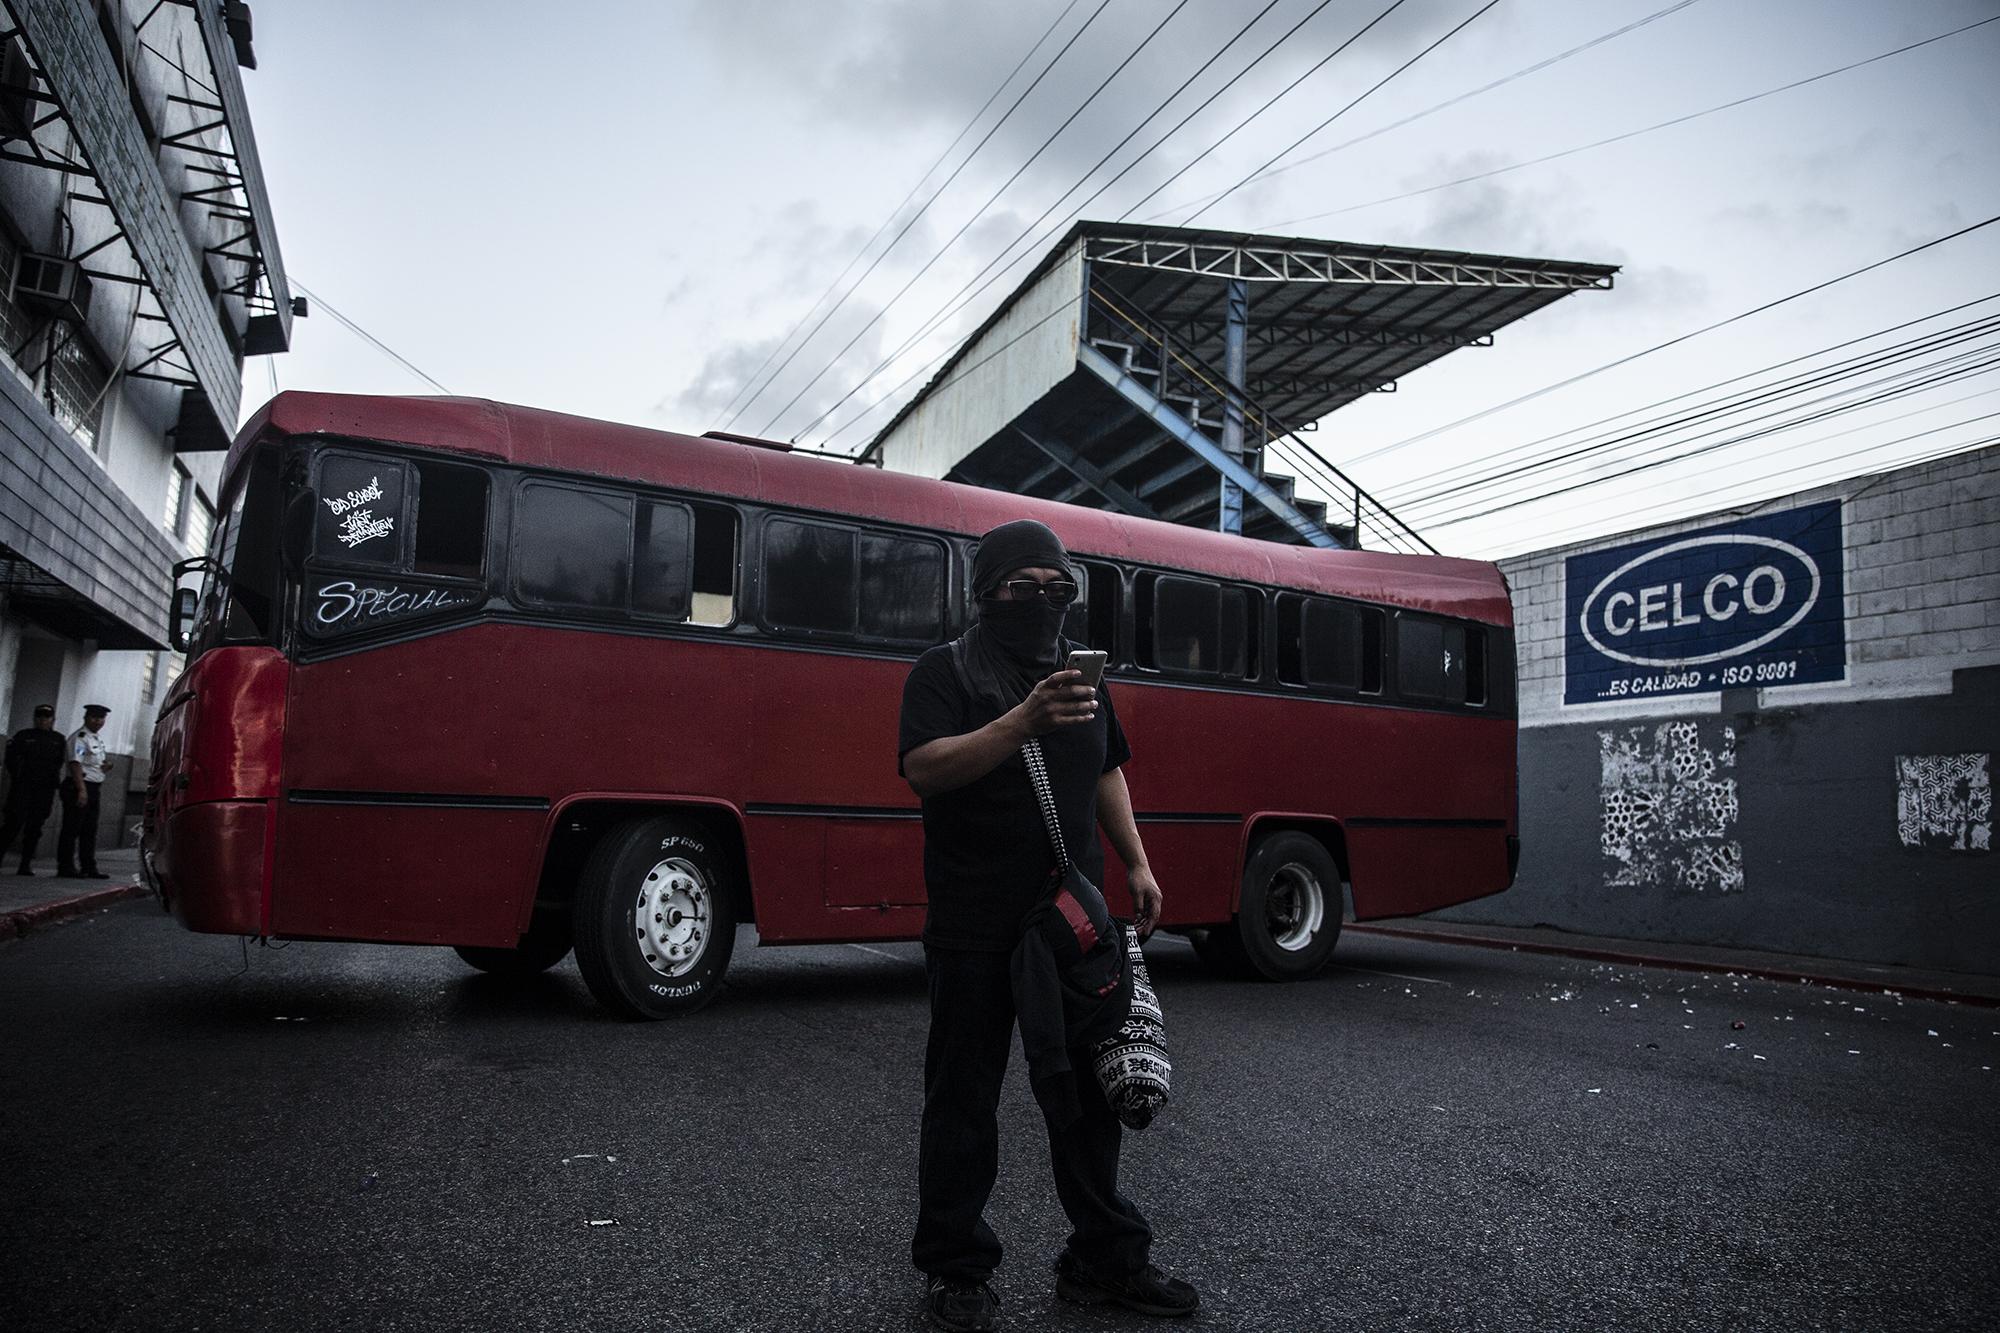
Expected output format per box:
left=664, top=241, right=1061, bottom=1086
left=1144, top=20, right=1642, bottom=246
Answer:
left=898, top=645, right=1131, bottom=951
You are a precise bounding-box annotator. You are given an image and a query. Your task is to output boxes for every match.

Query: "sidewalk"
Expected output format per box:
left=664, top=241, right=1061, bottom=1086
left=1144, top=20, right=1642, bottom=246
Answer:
left=1, top=845, right=147, bottom=939
left=1348, top=916, right=2000, bottom=1007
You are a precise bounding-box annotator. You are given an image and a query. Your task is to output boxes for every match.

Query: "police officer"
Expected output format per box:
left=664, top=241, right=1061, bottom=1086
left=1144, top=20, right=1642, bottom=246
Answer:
left=57, top=704, right=112, bottom=880
left=1, top=704, right=68, bottom=875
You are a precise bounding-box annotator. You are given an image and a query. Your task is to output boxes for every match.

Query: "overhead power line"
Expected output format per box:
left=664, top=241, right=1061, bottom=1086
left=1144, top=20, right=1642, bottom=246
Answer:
left=1179, top=0, right=1500, bottom=227
left=1264, top=12, right=2000, bottom=232
left=292, top=280, right=453, bottom=395
left=805, top=0, right=1343, bottom=449
left=724, top=0, right=1113, bottom=431
left=1114, top=0, right=1416, bottom=224
left=1343, top=213, right=2000, bottom=468
left=1465, top=425, right=2000, bottom=551
left=1390, top=311, right=2000, bottom=513
left=1375, top=292, right=2000, bottom=505
left=1423, top=367, right=2000, bottom=528
left=710, top=0, right=1088, bottom=429
left=752, top=0, right=1198, bottom=439
left=1140, top=0, right=1704, bottom=223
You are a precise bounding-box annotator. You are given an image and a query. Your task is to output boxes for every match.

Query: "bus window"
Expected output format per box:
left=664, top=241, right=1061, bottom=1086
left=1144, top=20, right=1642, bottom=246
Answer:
left=1465, top=626, right=1488, bottom=706
left=765, top=518, right=855, bottom=634
left=633, top=500, right=693, bottom=619
left=314, top=452, right=407, bottom=567
left=690, top=502, right=738, bottom=626
left=514, top=481, right=633, bottom=610
left=1140, top=573, right=1253, bottom=678
left=411, top=461, right=489, bottom=580
left=765, top=517, right=945, bottom=644
left=1065, top=559, right=1119, bottom=655
left=218, top=447, right=283, bottom=644
left=1397, top=616, right=1468, bottom=704
left=1278, top=594, right=1383, bottom=693
left=859, top=531, right=944, bottom=642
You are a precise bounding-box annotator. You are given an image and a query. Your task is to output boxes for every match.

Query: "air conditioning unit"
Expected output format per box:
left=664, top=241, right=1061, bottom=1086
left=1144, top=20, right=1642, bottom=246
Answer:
left=0, top=37, right=34, bottom=143
left=13, top=253, right=94, bottom=326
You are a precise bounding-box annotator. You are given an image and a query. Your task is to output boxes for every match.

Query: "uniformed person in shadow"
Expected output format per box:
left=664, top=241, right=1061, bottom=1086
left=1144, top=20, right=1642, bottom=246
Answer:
left=57, top=704, right=112, bottom=880
left=1, top=704, right=68, bottom=876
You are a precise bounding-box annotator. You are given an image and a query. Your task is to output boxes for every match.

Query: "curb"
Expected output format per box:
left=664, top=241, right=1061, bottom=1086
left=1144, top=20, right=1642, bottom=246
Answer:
left=1344, top=922, right=2000, bottom=1008
left=2, top=882, right=148, bottom=940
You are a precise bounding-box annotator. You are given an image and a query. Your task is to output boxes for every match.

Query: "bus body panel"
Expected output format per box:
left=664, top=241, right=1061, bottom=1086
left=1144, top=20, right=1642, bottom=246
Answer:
left=272, top=803, right=546, bottom=945
left=744, top=645, right=928, bottom=915
left=273, top=622, right=757, bottom=942
left=1114, top=683, right=1516, bottom=921
left=157, top=801, right=271, bottom=935
left=145, top=647, right=287, bottom=931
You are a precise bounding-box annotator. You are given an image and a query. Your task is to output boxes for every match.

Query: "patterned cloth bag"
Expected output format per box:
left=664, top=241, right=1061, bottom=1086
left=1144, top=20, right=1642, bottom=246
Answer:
left=1022, top=738, right=1172, bottom=1129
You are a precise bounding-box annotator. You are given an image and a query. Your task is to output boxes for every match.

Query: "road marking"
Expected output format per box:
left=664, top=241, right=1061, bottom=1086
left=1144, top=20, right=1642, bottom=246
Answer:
left=847, top=943, right=912, bottom=963
left=1329, top=963, right=1449, bottom=987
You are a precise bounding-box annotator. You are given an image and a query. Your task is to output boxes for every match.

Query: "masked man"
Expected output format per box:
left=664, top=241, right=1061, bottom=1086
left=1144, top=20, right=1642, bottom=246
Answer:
left=898, top=519, right=1197, bottom=1332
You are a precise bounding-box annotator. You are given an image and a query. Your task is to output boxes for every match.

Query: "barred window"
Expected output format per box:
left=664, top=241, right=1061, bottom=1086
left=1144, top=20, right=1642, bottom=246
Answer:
left=164, top=462, right=190, bottom=539
left=44, top=322, right=109, bottom=450
left=0, top=230, right=35, bottom=380
left=186, top=488, right=217, bottom=558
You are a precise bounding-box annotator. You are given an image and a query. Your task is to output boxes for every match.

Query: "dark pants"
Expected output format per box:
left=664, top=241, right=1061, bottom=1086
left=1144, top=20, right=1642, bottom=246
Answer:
left=1, top=784, right=56, bottom=869
left=912, top=946, right=1152, bottom=1283
left=57, top=782, right=102, bottom=875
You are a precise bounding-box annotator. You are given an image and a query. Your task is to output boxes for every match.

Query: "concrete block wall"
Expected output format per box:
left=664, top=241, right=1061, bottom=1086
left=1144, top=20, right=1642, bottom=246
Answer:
left=1432, top=445, right=2000, bottom=976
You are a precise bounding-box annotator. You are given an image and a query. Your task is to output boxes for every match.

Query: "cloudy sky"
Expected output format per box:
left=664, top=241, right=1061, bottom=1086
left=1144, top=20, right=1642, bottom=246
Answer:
left=239, top=0, right=2000, bottom=556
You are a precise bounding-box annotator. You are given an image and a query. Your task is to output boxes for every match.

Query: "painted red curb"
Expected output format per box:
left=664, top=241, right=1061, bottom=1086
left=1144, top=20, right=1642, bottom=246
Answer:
left=1, top=882, right=147, bottom=940
left=1344, top=922, right=2000, bottom=1008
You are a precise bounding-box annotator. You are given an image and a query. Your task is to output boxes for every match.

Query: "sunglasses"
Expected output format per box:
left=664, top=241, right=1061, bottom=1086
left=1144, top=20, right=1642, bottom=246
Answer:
left=996, top=579, right=1080, bottom=606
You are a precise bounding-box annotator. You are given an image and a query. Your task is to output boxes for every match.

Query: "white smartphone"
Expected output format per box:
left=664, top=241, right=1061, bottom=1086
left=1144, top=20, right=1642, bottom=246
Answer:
left=1065, top=649, right=1109, bottom=688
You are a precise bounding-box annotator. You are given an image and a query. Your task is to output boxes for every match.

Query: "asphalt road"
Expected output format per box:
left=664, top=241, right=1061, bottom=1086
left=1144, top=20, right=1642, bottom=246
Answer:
left=2, top=901, right=1994, bottom=1333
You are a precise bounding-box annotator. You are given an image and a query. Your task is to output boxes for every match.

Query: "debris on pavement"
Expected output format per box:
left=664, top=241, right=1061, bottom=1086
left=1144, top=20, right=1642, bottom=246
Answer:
left=586, top=1219, right=619, bottom=1228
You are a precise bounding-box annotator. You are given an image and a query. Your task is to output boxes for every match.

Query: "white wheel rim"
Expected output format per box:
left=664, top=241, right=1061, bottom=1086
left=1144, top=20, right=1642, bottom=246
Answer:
left=1267, top=862, right=1326, bottom=952
left=632, top=857, right=711, bottom=978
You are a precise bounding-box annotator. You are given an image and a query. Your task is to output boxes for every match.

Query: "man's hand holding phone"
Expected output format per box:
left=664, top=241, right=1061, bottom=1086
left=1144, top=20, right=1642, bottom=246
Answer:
left=1017, top=669, right=1096, bottom=735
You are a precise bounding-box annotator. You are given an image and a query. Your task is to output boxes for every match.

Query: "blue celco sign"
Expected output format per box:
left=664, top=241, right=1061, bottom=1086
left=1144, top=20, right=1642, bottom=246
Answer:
left=1563, top=500, right=1845, bottom=704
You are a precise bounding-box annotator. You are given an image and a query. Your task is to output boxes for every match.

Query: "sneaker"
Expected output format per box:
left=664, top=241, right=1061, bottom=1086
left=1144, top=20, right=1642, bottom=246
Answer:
left=925, top=1275, right=1000, bottom=1332
left=1054, top=1252, right=1199, bottom=1317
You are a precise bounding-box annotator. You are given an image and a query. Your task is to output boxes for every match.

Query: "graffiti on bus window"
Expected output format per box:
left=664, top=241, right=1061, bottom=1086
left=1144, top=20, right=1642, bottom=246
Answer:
left=1600, top=720, right=1743, bottom=894
left=334, top=509, right=395, bottom=549
left=313, top=579, right=477, bottom=632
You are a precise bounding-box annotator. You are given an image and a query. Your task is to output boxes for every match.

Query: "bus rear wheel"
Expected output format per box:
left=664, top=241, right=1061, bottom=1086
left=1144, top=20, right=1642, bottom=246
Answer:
left=572, top=815, right=737, bottom=1019
left=452, top=913, right=572, bottom=977
left=1203, top=831, right=1343, bottom=981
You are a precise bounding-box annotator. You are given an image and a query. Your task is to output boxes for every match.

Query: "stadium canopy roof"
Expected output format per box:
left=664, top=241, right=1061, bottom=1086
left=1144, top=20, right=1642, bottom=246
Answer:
left=867, top=221, right=1617, bottom=550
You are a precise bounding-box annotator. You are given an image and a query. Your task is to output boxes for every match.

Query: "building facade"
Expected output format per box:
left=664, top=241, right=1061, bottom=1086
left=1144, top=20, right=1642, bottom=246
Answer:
left=1438, top=445, right=1999, bottom=975
left=0, top=0, right=289, bottom=847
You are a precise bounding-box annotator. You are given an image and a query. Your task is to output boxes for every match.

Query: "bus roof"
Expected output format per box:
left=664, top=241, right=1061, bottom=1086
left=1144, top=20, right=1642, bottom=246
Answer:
left=237, top=392, right=1511, bottom=626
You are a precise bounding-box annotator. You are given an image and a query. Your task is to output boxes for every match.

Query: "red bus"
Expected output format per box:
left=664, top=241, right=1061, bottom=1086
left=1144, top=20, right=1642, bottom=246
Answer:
left=145, top=392, right=1518, bottom=1018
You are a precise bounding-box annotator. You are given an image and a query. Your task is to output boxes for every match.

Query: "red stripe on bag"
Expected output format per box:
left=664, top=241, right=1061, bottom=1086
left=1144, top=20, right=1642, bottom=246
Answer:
left=1054, top=888, right=1099, bottom=952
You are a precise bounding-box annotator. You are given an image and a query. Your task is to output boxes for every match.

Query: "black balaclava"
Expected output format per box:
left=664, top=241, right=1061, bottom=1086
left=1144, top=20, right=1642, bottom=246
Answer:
left=955, top=519, right=1075, bottom=714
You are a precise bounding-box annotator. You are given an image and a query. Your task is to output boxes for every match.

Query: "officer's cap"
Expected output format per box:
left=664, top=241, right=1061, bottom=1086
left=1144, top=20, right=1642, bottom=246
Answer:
left=82, top=703, right=111, bottom=717
left=32, top=703, right=54, bottom=717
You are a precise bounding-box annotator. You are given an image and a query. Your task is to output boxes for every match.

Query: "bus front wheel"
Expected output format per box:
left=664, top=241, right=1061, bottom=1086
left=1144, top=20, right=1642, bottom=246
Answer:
left=1203, top=831, right=1343, bottom=981
left=573, top=815, right=738, bottom=1019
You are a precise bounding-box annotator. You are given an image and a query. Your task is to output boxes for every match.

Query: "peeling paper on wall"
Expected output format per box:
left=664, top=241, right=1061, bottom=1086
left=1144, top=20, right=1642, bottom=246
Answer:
left=1895, top=754, right=1992, bottom=852
left=1600, top=721, right=1743, bottom=894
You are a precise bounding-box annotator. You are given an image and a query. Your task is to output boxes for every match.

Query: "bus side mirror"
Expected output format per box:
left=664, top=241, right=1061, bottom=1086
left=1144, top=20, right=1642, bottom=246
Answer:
left=281, top=489, right=315, bottom=575
left=170, top=587, right=199, bottom=652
